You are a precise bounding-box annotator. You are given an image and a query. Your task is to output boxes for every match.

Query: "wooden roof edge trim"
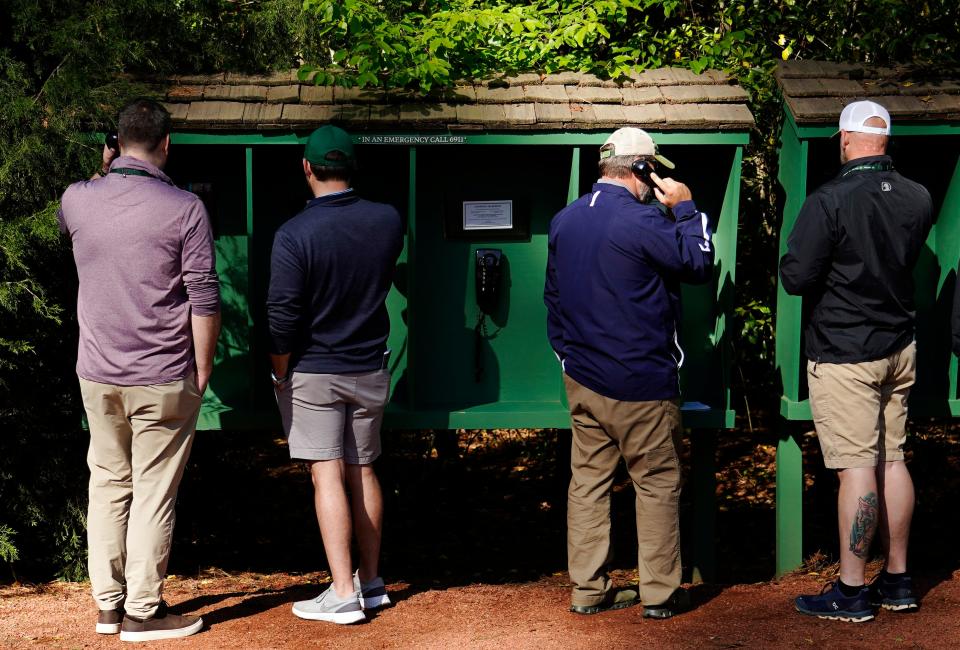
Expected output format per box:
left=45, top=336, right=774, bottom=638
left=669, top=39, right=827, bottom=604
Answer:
left=776, top=60, right=960, bottom=82
left=168, top=120, right=755, bottom=132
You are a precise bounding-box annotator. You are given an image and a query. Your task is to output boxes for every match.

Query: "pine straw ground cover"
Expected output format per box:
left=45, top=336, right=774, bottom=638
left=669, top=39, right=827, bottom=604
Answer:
left=39, top=420, right=956, bottom=587
left=3, top=420, right=959, bottom=591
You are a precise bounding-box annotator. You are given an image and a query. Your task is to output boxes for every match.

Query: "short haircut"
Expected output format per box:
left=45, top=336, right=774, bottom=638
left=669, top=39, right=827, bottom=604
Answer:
left=599, top=154, right=642, bottom=180
left=118, top=99, right=171, bottom=152
left=309, top=150, right=356, bottom=183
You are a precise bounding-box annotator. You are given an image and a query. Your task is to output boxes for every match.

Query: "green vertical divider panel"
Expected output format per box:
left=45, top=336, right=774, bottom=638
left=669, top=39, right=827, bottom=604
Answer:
left=689, top=145, right=743, bottom=583
left=559, top=147, right=581, bottom=412
left=940, top=157, right=960, bottom=411
left=917, top=154, right=960, bottom=415
left=774, top=115, right=807, bottom=575
left=155, top=144, right=254, bottom=430
left=382, top=148, right=414, bottom=416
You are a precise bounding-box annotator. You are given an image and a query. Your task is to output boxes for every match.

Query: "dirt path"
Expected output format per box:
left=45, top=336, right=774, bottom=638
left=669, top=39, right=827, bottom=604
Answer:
left=3, top=570, right=959, bottom=649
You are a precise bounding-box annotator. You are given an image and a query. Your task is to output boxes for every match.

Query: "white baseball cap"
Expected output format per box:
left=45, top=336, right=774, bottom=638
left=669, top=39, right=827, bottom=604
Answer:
left=600, top=127, right=675, bottom=169
left=838, top=100, right=891, bottom=135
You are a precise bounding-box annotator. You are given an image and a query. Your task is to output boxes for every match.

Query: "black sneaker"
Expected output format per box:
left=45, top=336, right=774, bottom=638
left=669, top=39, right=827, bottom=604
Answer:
left=868, top=573, right=919, bottom=612
left=795, top=581, right=874, bottom=623
left=643, top=587, right=691, bottom=620
left=96, top=607, right=124, bottom=634
left=119, top=601, right=203, bottom=642
left=570, top=587, right=639, bottom=615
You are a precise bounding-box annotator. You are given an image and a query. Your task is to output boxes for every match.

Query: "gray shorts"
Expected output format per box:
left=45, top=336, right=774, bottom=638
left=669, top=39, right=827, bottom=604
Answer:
left=277, top=369, right=390, bottom=464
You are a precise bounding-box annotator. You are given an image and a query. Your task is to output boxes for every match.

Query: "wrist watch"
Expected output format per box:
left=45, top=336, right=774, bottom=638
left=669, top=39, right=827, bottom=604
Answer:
left=271, top=370, right=289, bottom=386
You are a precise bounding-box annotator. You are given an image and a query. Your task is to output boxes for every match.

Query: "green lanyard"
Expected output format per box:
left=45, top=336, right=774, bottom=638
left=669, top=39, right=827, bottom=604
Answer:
left=841, top=161, right=893, bottom=177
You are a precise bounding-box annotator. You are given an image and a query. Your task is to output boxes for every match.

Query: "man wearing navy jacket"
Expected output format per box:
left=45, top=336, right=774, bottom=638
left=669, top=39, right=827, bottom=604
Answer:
left=544, top=127, right=715, bottom=619
left=267, top=125, right=403, bottom=624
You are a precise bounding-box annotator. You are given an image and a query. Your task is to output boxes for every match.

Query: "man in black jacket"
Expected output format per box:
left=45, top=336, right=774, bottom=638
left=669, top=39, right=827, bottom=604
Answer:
left=780, top=100, right=933, bottom=622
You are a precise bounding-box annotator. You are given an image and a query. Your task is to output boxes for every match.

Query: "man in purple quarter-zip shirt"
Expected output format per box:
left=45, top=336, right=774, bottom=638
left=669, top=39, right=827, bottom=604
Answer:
left=544, top=127, right=715, bottom=620
left=58, top=98, right=220, bottom=642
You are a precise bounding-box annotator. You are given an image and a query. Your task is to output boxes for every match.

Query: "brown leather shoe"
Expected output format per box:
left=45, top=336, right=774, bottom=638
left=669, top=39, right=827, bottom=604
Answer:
left=96, top=607, right=124, bottom=634
left=118, top=601, right=203, bottom=642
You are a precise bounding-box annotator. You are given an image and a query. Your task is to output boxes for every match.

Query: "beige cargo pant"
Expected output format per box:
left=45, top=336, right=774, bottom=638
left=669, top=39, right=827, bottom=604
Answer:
left=564, top=374, right=683, bottom=608
left=79, top=374, right=201, bottom=618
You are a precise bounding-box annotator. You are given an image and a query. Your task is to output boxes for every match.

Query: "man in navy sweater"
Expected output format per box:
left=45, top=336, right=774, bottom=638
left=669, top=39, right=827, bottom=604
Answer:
left=544, top=127, right=714, bottom=619
left=267, top=125, right=403, bottom=624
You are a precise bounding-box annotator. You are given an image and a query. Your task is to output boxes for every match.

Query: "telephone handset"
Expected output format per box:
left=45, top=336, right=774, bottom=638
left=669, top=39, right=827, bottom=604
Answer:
left=632, top=159, right=669, bottom=213
left=475, top=248, right=502, bottom=315
left=631, top=159, right=656, bottom=188
left=474, top=248, right=502, bottom=382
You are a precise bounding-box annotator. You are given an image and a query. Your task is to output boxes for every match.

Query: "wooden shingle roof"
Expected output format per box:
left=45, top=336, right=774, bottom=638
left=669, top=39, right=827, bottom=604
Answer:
left=776, top=61, right=960, bottom=123
left=158, top=69, right=755, bottom=131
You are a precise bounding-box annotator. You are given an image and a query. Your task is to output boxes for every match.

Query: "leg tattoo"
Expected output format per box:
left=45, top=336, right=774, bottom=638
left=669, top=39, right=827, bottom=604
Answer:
left=849, top=492, right=879, bottom=559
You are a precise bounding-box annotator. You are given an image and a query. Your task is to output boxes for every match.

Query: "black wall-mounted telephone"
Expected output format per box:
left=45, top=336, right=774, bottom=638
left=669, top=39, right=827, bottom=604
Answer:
left=475, top=248, right=502, bottom=315
left=474, top=248, right=502, bottom=383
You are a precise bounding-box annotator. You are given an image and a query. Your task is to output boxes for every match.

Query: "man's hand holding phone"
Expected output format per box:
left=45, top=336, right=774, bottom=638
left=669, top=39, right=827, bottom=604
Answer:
left=650, top=172, right=693, bottom=208
left=94, top=132, right=120, bottom=179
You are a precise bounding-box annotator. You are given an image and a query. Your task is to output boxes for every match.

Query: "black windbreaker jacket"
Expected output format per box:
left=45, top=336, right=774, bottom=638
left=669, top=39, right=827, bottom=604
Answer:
left=779, top=154, right=933, bottom=363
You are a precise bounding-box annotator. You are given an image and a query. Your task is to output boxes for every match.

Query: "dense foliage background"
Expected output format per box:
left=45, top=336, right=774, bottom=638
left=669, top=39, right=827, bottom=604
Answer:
left=1, top=0, right=958, bottom=580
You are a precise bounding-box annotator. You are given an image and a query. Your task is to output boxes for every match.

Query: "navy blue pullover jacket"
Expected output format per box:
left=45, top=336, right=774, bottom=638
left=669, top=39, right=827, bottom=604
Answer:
left=544, top=181, right=715, bottom=401
left=267, top=190, right=403, bottom=374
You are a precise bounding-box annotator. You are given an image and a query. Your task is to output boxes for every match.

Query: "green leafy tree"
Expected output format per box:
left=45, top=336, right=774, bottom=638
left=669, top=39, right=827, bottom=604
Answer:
left=0, top=0, right=323, bottom=580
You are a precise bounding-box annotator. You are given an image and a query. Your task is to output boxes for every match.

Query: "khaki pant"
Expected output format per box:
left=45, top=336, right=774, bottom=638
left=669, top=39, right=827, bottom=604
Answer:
left=79, top=374, right=201, bottom=618
left=808, top=342, right=915, bottom=469
left=564, top=374, right=683, bottom=607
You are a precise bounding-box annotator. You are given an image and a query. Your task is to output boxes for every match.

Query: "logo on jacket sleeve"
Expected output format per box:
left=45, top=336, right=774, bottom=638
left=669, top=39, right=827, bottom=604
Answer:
left=881, top=182, right=892, bottom=192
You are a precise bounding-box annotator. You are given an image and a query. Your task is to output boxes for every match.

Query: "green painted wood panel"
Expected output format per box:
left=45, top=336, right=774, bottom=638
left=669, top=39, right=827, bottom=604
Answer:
left=172, top=133, right=744, bottom=430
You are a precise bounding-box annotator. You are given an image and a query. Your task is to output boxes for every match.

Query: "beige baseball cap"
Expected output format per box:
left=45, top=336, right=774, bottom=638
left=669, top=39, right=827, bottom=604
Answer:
left=600, top=127, right=675, bottom=169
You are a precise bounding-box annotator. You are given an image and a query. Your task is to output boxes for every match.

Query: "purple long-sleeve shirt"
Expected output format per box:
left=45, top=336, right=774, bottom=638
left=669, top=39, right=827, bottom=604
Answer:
left=58, top=155, right=220, bottom=386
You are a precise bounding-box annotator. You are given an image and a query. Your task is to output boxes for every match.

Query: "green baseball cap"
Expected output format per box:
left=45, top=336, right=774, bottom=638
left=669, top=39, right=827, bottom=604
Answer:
left=304, top=125, right=355, bottom=168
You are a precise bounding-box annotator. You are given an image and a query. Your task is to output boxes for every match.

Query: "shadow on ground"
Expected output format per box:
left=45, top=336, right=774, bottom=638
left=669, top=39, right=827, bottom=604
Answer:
left=168, top=422, right=960, bottom=590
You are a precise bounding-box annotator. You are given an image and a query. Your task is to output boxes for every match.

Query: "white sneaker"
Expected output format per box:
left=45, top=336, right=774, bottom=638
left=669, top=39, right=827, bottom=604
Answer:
left=353, top=572, right=391, bottom=610
left=292, top=586, right=366, bottom=624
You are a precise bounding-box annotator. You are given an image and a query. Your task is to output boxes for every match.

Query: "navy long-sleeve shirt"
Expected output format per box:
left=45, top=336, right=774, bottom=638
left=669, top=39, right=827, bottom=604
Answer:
left=544, top=181, right=715, bottom=401
left=267, top=189, right=403, bottom=374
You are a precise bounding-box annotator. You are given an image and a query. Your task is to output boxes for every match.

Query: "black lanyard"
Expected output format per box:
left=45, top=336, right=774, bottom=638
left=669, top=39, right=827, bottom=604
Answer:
left=110, top=167, right=158, bottom=179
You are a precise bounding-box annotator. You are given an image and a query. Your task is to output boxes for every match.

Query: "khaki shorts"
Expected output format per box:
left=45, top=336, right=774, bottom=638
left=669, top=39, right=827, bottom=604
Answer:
left=277, top=369, right=390, bottom=464
left=807, top=342, right=915, bottom=469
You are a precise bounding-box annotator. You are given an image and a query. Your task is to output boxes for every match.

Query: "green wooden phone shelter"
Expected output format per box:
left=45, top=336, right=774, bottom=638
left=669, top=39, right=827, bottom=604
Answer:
left=774, top=61, right=960, bottom=575
left=157, top=67, right=754, bottom=579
